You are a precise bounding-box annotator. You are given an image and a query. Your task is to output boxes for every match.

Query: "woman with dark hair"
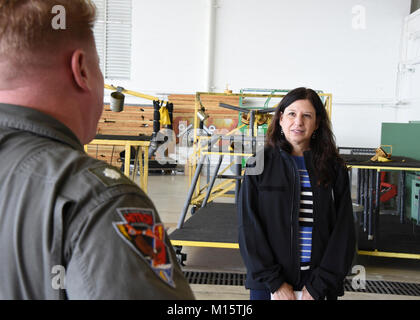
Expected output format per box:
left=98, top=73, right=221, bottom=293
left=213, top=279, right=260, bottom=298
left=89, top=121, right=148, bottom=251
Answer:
left=238, top=87, right=355, bottom=300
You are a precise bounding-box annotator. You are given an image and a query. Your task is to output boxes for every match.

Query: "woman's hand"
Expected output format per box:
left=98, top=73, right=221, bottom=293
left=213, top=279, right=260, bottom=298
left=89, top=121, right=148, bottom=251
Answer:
left=271, top=282, right=296, bottom=300
left=301, top=286, right=314, bottom=300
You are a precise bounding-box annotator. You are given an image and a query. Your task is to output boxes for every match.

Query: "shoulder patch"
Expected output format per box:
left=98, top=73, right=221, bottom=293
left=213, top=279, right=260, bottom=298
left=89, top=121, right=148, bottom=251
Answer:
left=112, top=207, right=175, bottom=288
left=88, top=165, right=133, bottom=187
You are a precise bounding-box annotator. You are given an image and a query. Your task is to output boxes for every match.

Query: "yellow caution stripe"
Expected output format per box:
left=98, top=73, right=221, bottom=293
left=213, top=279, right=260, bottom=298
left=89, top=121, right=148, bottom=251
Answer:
left=358, top=250, right=420, bottom=260
left=170, top=240, right=239, bottom=249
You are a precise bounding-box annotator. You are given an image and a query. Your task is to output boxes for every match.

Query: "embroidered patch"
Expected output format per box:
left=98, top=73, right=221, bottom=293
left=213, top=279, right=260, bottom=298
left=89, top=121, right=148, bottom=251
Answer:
left=88, top=165, right=132, bottom=187
left=112, top=207, right=175, bottom=288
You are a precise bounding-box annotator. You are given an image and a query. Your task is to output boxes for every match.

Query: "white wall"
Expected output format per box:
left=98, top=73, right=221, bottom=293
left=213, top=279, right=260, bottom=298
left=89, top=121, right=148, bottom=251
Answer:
left=107, top=0, right=208, bottom=101
left=104, top=0, right=412, bottom=148
left=396, top=8, right=420, bottom=123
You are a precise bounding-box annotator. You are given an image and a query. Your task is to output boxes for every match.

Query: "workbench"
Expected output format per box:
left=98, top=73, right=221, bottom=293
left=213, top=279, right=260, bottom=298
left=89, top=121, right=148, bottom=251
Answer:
left=343, top=154, right=420, bottom=259
left=86, top=134, right=151, bottom=193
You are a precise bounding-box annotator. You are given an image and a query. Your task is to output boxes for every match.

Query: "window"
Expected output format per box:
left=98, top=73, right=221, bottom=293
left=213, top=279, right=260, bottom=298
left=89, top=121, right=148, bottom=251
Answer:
left=93, top=0, right=132, bottom=80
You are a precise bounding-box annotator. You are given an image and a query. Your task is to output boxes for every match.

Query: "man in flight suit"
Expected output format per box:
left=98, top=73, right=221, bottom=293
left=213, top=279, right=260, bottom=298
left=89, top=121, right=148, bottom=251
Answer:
left=0, top=0, right=194, bottom=299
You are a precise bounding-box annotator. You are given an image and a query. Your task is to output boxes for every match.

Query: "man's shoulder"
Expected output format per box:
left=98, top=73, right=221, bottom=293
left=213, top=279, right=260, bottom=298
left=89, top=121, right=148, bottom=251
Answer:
left=51, top=146, right=139, bottom=195
left=65, top=153, right=147, bottom=210
left=16, top=138, right=136, bottom=189
left=81, top=162, right=139, bottom=196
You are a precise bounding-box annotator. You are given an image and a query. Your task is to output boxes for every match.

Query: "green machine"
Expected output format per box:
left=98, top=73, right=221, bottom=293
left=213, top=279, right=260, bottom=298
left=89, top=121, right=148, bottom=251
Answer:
left=381, top=121, right=420, bottom=224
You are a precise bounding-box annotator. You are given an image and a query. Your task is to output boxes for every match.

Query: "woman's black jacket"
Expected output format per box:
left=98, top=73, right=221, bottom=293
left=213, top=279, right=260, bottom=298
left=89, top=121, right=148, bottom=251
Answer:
left=237, top=146, right=356, bottom=300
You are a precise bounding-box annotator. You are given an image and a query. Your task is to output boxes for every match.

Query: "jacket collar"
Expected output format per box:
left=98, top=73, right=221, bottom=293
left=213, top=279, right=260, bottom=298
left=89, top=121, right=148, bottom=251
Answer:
left=0, top=103, right=83, bottom=151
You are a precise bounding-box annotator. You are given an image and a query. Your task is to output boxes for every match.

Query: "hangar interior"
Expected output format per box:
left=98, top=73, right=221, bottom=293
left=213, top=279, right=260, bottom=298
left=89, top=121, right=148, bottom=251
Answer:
left=89, top=0, right=420, bottom=299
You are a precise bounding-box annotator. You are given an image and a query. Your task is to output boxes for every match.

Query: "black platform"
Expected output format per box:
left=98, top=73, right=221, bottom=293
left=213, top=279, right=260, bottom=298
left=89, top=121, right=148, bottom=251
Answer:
left=357, top=213, right=420, bottom=254
left=342, top=154, right=420, bottom=168
left=169, top=200, right=420, bottom=258
left=169, top=202, right=238, bottom=248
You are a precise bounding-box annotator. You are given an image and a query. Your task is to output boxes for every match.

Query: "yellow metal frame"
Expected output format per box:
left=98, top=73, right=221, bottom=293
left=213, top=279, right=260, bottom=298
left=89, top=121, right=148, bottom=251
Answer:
left=170, top=246, right=420, bottom=257
left=104, top=84, right=167, bottom=104
left=170, top=240, right=239, bottom=249
left=381, top=144, right=393, bottom=155
left=85, top=139, right=150, bottom=193
left=94, top=84, right=170, bottom=194
left=175, top=97, right=420, bottom=259
left=348, top=165, right=420, bottom=172
left=192, top=92, right=332, bottom=152
left=173, top=148, right=420, bottom=259
left=170, top=246, right=420, bottom=258
left=349, top=163, right=420, bottom=260
left=187, top=91, right=332, bottom=206
left=358, top=250, right=420, bottom=260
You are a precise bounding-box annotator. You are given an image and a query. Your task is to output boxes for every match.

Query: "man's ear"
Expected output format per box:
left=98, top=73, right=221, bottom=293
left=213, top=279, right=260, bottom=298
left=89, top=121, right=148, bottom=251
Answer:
left=70, top=49, right=90, bottom=91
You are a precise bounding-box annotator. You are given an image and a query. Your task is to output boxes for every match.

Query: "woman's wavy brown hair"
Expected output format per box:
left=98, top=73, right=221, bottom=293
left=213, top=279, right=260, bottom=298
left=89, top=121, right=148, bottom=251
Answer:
left=266, top=87, right=345, bottom=186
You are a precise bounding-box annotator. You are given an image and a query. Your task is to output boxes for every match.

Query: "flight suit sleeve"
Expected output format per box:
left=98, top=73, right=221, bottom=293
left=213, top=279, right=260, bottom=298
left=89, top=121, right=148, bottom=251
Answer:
left=64, top=184, right=195, bottom=300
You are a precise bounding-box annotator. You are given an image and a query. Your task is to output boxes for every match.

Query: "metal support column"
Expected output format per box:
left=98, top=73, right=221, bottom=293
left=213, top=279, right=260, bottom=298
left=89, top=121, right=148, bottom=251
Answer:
left=249, top=110, right=255, bottom=138
left=177, top=155, right=207, bottom=229
left=234, top=156, right=242, bottom=204
left=368, top=169, right=374, bottom=240
left=348, top=167, right=353, bottom=197
left=363, top=169, right=369, bottom=232
left=374, top=169, right=381, bottom=248
left=399, top=171, right=406, bottom=224
left=201, top=155, right=223, bottom=208
left=418, top=189, right=420, bottom=225
left=357, top=168, right=361, bottom=205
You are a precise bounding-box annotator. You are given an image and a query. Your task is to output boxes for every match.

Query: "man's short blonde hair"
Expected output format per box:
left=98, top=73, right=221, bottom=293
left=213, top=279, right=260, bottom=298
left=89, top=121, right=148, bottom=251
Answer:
left=0, top=0, right=97, bottom=65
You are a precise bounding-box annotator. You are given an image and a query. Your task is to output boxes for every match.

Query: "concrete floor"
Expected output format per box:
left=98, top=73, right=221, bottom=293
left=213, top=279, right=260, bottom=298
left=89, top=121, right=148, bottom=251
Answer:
left=146, top=173, right=420, bottom=300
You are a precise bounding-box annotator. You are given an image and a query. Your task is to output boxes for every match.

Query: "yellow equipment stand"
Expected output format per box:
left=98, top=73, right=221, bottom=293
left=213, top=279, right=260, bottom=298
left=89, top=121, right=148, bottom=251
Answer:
left=187, top=91, right=332, bottom=206
left=347, top=160, right=420, bottom=260
left=169, top=90, right=334, bottom=262
left=170, top=89, right=420, bottom=261
left=85, top=135, right=150, bottom=193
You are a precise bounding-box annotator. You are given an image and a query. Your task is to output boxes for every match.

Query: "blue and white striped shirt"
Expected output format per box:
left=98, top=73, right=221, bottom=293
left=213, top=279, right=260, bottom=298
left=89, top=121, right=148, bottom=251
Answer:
left=292, top=156, right=313, bottom=271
